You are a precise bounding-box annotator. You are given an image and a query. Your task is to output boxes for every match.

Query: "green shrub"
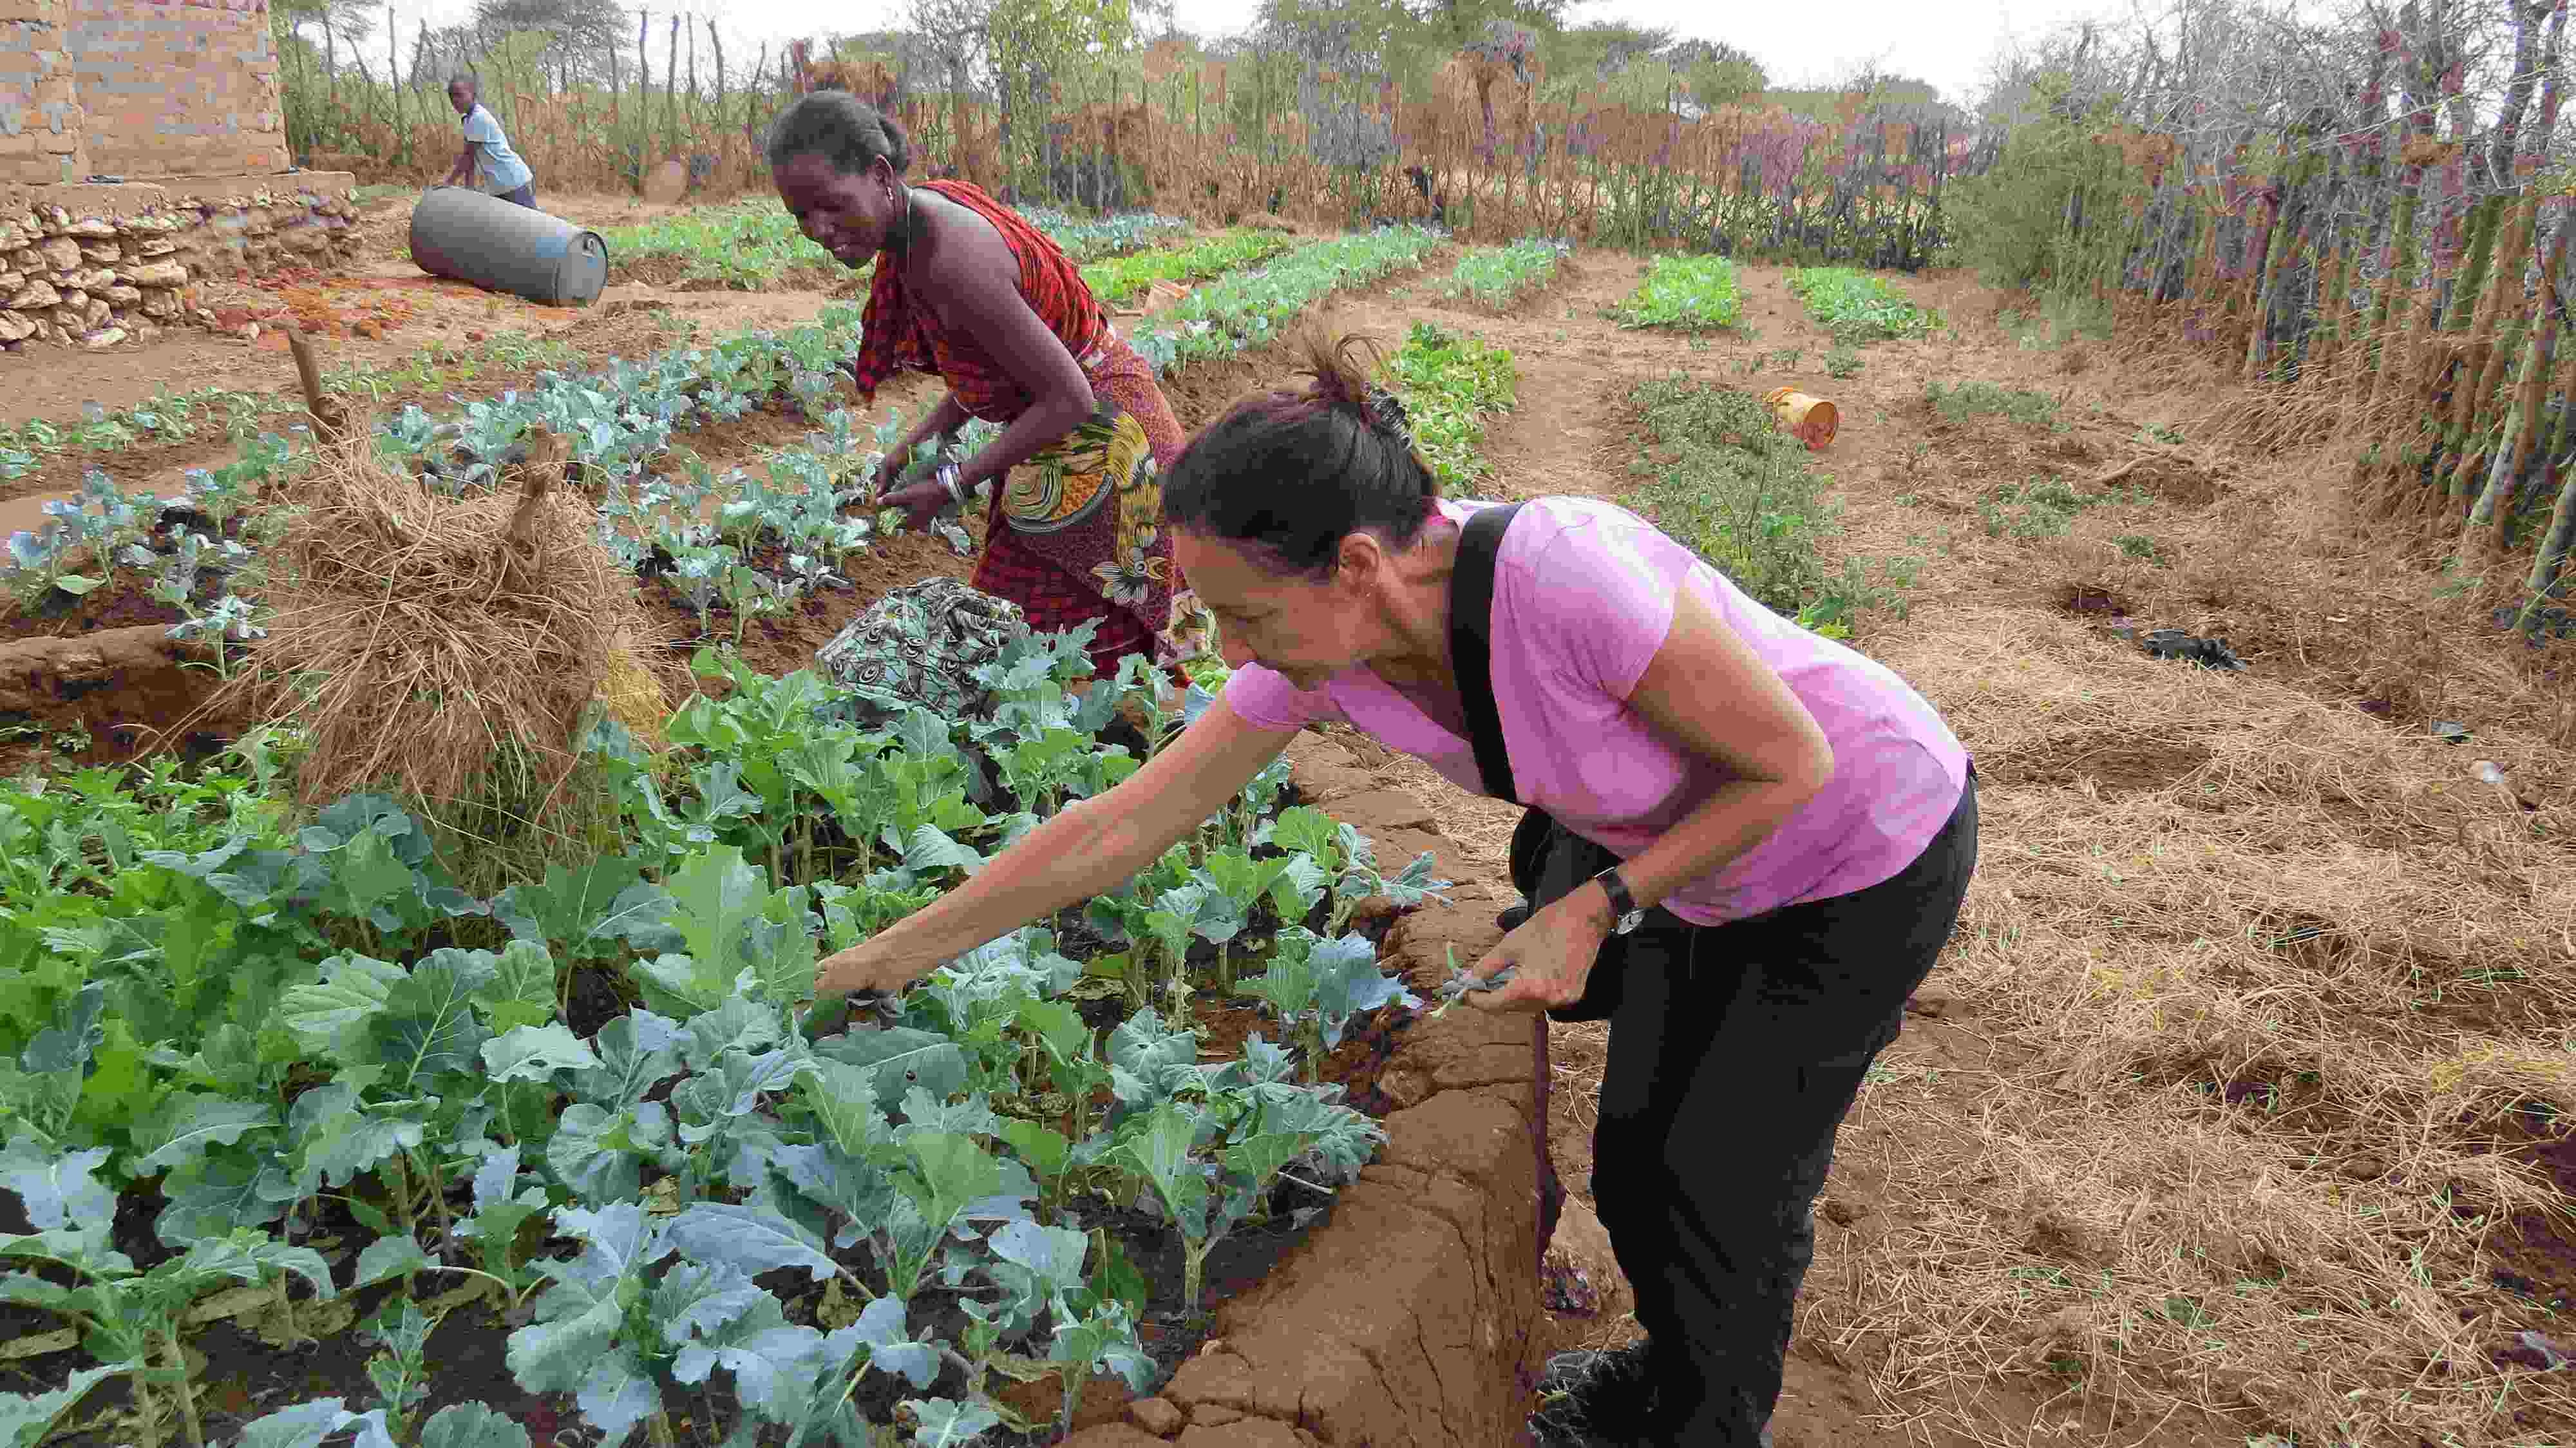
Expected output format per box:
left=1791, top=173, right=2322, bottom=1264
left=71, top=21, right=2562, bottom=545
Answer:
left=1941, top=89, right=2143, bottom=293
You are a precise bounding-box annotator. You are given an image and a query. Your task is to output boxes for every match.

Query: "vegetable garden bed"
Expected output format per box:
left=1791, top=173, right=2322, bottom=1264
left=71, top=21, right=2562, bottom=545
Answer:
left=1782, top=267, right=1940, bottom=341
left=3, top=224, right=1553, bottom=1447
left=1437, top=238, right=1573, bottom=311
left=1059, top=736, right=1549, bottom=1447
left=601, top=205, right=1192, bottom=292
left=0, top=631, right=1550, bottom=1448
left=1608, top=254, right=1743, bottom=332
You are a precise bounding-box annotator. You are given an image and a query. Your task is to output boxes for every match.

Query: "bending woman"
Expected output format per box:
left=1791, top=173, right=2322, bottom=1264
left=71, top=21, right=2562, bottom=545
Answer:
left=767, top=93, right=1191, bottom=681
left=811, top=335, right=1979, bottom=1447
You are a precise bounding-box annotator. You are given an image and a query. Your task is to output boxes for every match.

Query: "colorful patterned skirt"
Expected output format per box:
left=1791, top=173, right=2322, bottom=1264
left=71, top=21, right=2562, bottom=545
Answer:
left=967, top=332, right=1200, bottom=681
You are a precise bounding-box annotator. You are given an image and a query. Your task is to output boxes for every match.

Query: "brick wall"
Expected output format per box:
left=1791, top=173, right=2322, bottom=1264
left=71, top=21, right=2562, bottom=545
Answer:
left=0, top=0, right=286, bottom=185
left=0, top=0, right=86, bottom=185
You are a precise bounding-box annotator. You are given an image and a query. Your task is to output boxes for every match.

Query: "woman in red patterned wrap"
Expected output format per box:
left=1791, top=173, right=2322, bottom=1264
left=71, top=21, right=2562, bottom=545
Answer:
left=766, top=90, right=1196, bottom=683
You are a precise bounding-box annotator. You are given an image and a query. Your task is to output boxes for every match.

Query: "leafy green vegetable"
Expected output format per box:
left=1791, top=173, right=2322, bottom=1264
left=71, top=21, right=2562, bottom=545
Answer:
left=1080, top=229, right=1294, bottom=305
left=1785, top=266, right=1942, bottom=340
left=4, top=604, right=1450, bottom=1445
left=1385, top=320, right=1518, bottom=490
left=1442, top=236, right=1571, bottom=307
left=1130, top=225, right=1444, bottom=372
left=1611, top=254, right=1745, bottom=331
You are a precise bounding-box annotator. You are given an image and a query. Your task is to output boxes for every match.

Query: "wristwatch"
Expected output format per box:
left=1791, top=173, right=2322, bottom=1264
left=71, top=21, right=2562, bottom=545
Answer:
left=1591, top=865, right=1646, bottom=935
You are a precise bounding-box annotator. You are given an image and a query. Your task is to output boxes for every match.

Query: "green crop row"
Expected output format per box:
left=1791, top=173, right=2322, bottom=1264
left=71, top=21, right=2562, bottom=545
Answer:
left=1128, top=225, right=1446, bottom=374
left=1609, top=254, right=1745, bottom=332
left=1785, top=267, right=1942, bottom=341
left=1440, top=238, right=1571, bottom=308
left=1384, top=321, right=1517, bottom=490
left=1621, top=376, right=1914, bottom=638
left=602, top=200, right=1191, bottom=290
left=1079, top=230, right=1294, bottom=307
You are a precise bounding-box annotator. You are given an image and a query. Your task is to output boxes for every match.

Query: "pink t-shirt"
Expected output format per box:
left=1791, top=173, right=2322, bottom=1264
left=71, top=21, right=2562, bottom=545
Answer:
left=1223, top=496, right=1971, bottom=925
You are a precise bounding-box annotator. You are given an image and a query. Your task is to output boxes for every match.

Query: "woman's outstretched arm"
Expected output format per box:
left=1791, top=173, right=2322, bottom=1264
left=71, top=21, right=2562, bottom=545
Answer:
left=814, top=695, right=1296, bottom=996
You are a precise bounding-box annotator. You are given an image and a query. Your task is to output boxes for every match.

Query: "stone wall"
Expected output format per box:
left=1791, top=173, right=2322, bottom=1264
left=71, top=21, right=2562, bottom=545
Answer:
left=0, top=0, right=287, bottom=186
left=0, top=174, right=357, bottom=348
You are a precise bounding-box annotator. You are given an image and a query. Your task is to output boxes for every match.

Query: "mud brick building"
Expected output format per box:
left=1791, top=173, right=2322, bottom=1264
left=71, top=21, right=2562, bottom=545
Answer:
left=0, top=0, right=348, bottom=348
left=0, top=0, right=288, bottom=184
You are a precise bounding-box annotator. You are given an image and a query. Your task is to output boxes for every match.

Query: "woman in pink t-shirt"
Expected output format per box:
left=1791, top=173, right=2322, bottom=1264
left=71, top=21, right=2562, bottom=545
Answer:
left=815, top=333, right=1978, bottom=1447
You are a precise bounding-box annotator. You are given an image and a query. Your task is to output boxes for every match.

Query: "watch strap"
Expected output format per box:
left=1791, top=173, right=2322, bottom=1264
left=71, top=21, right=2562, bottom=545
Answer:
left=1592, top=864, right=1639, bottom=921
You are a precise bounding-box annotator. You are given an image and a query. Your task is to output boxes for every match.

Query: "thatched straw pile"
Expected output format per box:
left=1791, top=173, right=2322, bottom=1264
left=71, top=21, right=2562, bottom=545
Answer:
left=211, top=343, right=674, bottom=872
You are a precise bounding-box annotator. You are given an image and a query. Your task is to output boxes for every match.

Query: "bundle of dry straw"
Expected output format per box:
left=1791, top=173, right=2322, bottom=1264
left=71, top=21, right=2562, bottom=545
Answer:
left=208, top=335, right=676, bottom=870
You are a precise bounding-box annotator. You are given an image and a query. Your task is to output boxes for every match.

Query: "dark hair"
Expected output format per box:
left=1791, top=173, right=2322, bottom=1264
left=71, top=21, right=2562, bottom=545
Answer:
left=446, top=71, right=477, bottom=90
left=765, top=91, right=913, bottom=177
left=1162, top=331, right=1438, bottom=580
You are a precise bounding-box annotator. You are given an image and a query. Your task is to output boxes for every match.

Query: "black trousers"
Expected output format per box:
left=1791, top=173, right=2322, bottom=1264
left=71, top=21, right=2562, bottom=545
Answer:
left=1520, top=771, right=1980, bottom=1445
left=497, top=182, right=536, bottom=209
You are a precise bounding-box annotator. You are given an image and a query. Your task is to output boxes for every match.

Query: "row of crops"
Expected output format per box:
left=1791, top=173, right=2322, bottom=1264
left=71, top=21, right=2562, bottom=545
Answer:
left=0, top=221, right=1555, bottom=1448
left=1, top=225, right=1597, bottom=647
left=3, top=225, right=1468, bottom=647
left=0, top=223, right=1559, bottom=502
left=0, top=208, right=1198, bottom=485
left=1594, top=255, right=1944, bottom=340
left=0, top=334, right=603, bottom=488
left=596, top=202, right=1193, bottom=291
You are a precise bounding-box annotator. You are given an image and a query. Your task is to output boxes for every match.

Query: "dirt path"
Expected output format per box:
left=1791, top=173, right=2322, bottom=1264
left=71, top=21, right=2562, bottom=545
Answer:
left=1321, top=256, right=2115, bottom=1446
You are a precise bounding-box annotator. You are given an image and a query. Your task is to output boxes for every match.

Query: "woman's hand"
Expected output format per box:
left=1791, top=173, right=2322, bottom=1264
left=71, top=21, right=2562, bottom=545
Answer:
left=1466, top=883, right=1616, bottom=1013
left=881, top=480, right=952, bottom=533
left=802, top=699, right=1298, bottom=1015
left=865, top=451, right=907, bottom=503
left=815, top=941, right=923, bottom=998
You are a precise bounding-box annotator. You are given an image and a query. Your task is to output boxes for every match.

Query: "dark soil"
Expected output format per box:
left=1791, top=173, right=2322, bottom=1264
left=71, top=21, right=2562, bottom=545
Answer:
left=634, top=522, right=981, bottom=682
left=6, top=581, right=186, bottom=638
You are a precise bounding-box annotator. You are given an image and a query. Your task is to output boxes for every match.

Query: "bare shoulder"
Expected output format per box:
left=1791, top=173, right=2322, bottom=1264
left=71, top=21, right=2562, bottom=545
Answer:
left=915, top=188, right=1016, bottom=291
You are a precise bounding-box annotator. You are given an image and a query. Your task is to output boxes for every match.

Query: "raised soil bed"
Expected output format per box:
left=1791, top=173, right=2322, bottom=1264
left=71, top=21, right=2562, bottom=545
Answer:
left=1061, top=730, right=1549, bottom=1447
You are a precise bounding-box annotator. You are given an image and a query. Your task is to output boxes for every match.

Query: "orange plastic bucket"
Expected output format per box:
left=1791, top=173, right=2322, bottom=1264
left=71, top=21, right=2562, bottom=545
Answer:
left=1763, top=386, right=1838, bottom=450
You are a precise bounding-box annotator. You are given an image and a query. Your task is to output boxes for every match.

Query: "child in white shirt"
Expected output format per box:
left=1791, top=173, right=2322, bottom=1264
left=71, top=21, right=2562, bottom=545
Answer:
left=442, top=73, right=535, bottom=208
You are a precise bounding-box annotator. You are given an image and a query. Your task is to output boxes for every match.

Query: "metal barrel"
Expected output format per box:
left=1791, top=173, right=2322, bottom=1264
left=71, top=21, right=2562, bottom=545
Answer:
left=407, top=186, right=609, bottom=307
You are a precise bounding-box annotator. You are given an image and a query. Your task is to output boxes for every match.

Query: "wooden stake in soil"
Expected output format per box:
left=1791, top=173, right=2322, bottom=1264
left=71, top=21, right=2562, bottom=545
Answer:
left=287, top=330, right=351, bottom=448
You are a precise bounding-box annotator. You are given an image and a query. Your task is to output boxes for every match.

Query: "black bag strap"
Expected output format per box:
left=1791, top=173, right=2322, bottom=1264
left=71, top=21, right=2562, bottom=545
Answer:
left=1450, top=500, right=1525, bottom=803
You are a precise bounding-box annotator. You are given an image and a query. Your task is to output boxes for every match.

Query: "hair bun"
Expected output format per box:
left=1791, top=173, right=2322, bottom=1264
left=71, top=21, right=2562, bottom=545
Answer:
left=1363, top=385, right=1410, bottom=439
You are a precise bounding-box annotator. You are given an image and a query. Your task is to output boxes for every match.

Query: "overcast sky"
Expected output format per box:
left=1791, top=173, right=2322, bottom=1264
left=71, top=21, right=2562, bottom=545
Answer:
left=386, top=0, right=2143, bottom=104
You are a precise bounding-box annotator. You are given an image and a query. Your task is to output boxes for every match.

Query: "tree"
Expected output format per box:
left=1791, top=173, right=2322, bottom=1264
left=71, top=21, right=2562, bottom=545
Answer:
left=471, top=0, right=630, bottom=88
left=1534, top=26, right=1766, bottom=113
left=1259, top=0, right=1421, bottom=73
left=1551, top=21, right=1671, bottom=79
left=1402, top=0, right=1566, bottom=50
left=271, top=0, right=375, bottom=74
left=1667, top=38, right=1766, bottom=108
